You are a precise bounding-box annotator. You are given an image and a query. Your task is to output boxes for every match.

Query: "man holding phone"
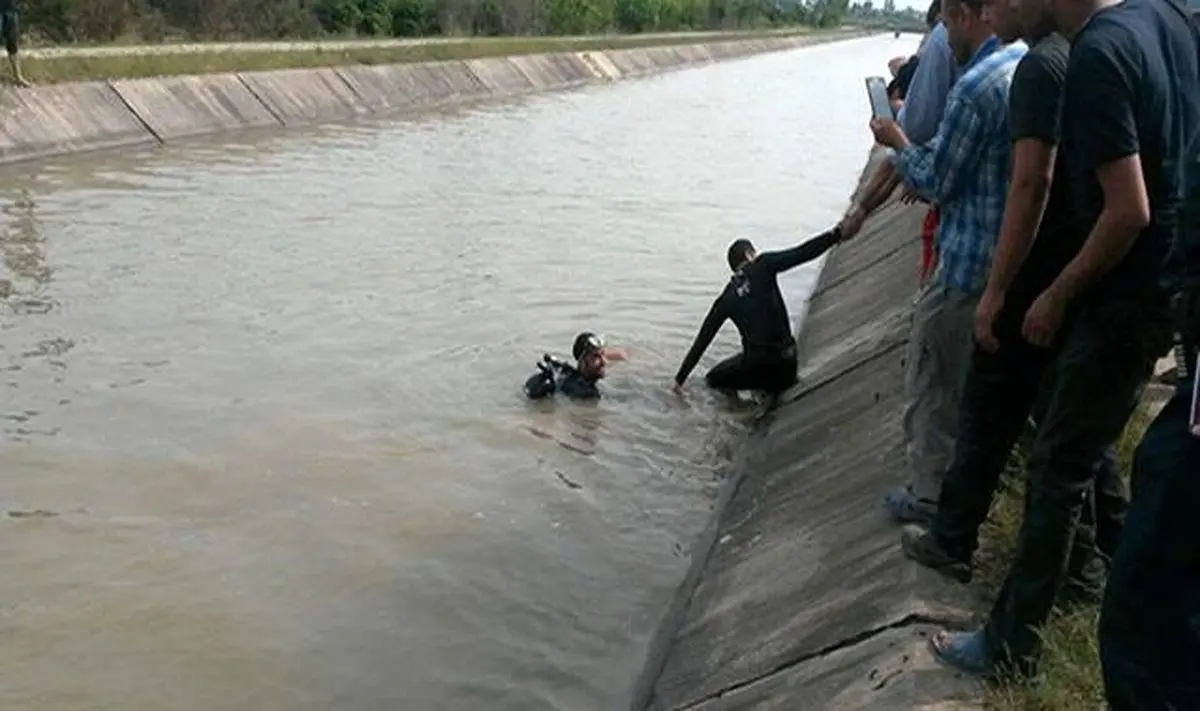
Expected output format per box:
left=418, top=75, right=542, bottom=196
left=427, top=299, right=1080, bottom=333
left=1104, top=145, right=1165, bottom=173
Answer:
left=840, top=0, right=1026, bottom=526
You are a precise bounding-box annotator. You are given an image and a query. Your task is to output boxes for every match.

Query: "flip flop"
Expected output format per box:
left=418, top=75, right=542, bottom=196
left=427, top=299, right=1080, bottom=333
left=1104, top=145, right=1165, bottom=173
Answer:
left=883, top=486, right=936, bottom=524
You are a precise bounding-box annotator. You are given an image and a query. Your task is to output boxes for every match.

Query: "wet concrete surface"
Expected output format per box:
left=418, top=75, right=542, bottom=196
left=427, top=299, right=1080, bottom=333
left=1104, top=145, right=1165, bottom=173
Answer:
left=635, top=148, right=982, bottom=711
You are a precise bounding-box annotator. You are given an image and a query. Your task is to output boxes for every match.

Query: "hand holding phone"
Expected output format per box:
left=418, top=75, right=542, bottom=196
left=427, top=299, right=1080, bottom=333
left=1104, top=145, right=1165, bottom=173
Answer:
left=865, top=76, right=894, bottom=120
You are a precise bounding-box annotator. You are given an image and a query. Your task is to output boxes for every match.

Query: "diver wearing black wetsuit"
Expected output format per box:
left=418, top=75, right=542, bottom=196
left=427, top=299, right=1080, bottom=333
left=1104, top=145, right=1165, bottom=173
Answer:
left=525, top=332, right=624, bottom=400
left=674, top=227, right=843, bottom=394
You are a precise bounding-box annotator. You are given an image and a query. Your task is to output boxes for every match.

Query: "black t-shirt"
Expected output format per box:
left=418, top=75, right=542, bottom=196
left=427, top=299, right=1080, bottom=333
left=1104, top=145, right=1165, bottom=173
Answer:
left=0, top=1, right=15, bottom=15
left=674, top=228, right=839, bottom=384
left=1004, top=33, right=1082, bottom=318
left=1172, top=115, right=1200, bottom=289
left=1060, top=0, right=1200, bottom=300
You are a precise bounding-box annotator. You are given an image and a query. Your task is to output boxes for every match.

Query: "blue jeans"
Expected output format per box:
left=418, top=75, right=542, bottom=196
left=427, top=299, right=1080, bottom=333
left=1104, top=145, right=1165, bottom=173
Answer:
left=1099, top=372, right=1200, bottom=710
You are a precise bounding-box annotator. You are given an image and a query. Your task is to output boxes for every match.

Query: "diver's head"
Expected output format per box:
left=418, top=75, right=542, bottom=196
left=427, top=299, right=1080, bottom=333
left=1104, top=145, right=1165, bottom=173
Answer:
left=573, top=331, right=607, bottom=380
left=727, top=239, right=756, bottom=272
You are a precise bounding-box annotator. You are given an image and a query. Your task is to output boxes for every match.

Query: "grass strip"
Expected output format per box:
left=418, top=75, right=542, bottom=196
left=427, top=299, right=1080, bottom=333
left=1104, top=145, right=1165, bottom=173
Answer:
left=974, top=398, right=1162, bottom=710
left=15, top=28, right=843, bottom=85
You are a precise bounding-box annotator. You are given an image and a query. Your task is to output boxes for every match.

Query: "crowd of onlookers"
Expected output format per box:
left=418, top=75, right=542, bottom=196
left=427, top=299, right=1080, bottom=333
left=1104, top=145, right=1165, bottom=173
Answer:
left=834, top=0, right=1199, bottom=705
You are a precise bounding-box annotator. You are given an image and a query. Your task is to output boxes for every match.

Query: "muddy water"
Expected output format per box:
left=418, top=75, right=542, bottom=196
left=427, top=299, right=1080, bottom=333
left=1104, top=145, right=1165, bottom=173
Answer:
left=0, top=36, right=919, bottom=711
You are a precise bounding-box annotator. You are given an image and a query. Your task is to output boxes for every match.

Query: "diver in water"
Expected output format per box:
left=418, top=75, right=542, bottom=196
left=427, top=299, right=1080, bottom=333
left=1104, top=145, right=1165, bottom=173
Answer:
left=524, top=331, right=629, bottom=400
left=673, top=226, right=844, bottom=397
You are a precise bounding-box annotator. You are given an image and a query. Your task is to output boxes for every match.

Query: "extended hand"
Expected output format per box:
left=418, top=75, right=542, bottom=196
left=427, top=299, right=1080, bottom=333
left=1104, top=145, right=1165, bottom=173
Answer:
left=974, top=288, right=1005, bottom=353
left=1022, top=288, right=1067, bottom=348
left=838, top=205, right=867, bottom=240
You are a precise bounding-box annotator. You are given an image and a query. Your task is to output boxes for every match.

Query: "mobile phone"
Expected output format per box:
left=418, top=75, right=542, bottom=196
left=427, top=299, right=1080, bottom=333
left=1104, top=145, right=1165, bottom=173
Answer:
left=865, top=76, right=894, bottom=120
left=1190, top=352, right=1199, bottom=437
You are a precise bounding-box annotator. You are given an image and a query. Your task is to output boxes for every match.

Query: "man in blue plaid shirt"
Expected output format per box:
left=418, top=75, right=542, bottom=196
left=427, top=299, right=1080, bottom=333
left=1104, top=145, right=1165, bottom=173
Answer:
left=841, top=0, right=1027, bottom=524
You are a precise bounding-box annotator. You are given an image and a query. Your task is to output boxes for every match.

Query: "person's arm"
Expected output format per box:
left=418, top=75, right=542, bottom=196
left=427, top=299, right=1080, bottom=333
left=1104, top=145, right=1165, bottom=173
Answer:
left=850, top=160, right=904, bottom=216
left=1042, top=42, right=1146, bottom=305
left=986, top=54, right=1062, bottom=295
left=755, top=227, right=843, bottom=275
left=891, top=88, right=988, bottom=206
left=897, top=23, right=956, bottom=145
left=674, top=297, right=728, bottom=386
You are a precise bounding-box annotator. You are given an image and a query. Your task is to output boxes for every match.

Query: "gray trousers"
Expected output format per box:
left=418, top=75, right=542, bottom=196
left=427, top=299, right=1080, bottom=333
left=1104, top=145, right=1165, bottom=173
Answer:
left=902, top=280, right=979, bottom=502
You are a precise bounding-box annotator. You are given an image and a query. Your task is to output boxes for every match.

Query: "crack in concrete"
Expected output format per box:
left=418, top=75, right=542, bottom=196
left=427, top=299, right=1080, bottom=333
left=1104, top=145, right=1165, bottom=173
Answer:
left=672, top=612, right=960, bottom=711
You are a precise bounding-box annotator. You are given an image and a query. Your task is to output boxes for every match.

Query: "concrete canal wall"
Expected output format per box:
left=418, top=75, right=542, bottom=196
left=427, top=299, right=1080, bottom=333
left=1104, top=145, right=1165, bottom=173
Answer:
left=631, top=147, right=984, bottom=710
left=0, top=32, right=867, bottom=167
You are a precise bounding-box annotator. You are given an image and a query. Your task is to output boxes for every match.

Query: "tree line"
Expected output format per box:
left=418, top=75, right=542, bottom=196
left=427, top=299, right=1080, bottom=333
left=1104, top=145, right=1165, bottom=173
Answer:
left=24, top=0, right=848, bottom=44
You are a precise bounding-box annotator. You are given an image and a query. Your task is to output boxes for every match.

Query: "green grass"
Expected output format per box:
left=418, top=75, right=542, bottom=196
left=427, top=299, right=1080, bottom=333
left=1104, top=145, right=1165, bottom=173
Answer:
left=972, top=400, right=1161, bottom=710
left=13, top=28, right=839, bottom=85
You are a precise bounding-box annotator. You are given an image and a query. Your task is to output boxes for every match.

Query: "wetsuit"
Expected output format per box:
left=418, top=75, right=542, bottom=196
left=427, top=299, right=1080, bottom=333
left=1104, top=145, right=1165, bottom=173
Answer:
left=525, top=359, right=601, bottom=400
left=674, top=228, right=841, bottom=394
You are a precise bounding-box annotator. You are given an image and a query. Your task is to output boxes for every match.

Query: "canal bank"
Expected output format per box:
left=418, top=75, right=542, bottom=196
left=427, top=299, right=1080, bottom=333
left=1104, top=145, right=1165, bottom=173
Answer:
left=632, top=146, right=983, bottom=710
left=0, top=31, right=868, bottom=167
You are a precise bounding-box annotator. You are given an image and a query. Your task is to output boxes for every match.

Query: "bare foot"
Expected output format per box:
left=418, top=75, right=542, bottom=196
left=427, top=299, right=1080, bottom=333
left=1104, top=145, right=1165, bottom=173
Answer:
left=13, top=76, right=29, bottom=88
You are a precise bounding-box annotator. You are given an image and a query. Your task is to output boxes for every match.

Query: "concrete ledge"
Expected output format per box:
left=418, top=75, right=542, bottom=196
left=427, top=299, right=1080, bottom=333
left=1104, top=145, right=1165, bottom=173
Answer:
left=0, top=82, right=156, bottom=163
left=633, top=147, right=982, bottom=711
left=109, top=74, right=281, bottom=140
left=464, top=56, right=538, bottom=95
left=412, top=60, right=491, bottom=103
left=0, top=32, right=874, bottom=167
left=236, top=67, right=364, bottom=126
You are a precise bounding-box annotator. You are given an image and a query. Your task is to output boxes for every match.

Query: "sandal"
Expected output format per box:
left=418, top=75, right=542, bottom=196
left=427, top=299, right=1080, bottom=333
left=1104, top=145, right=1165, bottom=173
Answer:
left=883, top=486, right=936, bottom=524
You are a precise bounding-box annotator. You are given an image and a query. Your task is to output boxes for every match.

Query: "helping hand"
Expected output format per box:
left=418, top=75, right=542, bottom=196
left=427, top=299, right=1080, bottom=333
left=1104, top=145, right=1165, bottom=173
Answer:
left=838, top=205, right=867, bottom=241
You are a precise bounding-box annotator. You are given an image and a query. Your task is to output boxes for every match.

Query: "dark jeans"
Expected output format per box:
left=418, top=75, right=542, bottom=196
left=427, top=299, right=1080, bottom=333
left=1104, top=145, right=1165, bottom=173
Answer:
left=1099, top=320, right=1200, bottom=709
left=929, top=324, right=1124, bottom=587
left=705, top=351, right=797, bottom=395
left=981, top=296, right=1173, bottom=673
left=1, top=11, right=18, bottom=57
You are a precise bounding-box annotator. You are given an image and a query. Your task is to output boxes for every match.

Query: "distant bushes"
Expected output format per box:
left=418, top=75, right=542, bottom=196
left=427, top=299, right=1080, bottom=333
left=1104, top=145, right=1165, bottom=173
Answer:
left=20, top=0, right=842, bottom=43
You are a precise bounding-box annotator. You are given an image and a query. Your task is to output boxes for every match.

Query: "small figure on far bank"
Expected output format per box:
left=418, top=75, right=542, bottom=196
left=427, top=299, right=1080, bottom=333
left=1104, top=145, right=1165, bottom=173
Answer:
left=672, top=226, right=846, bottom=399
left=524, top=332, right=629, bottom=401
left=1, top=0, right=28, bottom=87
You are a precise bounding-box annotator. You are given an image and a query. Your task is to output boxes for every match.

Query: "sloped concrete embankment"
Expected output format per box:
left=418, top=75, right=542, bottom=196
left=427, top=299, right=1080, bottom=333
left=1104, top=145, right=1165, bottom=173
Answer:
left=0, top=33, right=866, bottom=166
left=632, top=148, right=984, bottom=711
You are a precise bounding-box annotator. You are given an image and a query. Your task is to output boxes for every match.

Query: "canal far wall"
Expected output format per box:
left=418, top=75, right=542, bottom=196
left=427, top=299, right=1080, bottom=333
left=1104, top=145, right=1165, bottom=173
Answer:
left=631, top=146, right=984, bottom=710
left=0, top=32, right=869, bottom=167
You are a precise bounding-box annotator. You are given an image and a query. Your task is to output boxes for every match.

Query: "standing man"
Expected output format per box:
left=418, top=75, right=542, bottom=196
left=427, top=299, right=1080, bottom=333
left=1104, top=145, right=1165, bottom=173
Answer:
left=851, top=0, right=962, bottom=288
left=842, top=0, right=1026, bottom=525
left=899, top=0, right=1122, bottom=607
left=1097, top=3, right=1200, bottom=705
left=0, top=0, right=28, bottom=87
left=926, top=0, right=1198, bottom=679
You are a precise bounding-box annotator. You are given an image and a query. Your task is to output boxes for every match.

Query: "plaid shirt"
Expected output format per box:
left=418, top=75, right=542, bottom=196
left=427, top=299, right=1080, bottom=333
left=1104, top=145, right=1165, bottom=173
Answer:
left=892, top=38, right=1028, bottom=294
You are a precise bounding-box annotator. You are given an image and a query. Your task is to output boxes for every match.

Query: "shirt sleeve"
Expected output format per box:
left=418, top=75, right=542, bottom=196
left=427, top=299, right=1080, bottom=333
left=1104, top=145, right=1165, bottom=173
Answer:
left=754, top=228, right=841, bottom=275
left=897, top=23, right=957, bottom=145
left=892, top=89, right=989, bottom=205
left=1009, top=51, right=1063, bottom=145
left=674, top=296, right=728, bottom=385
left=1062, top=36, right=1138, bottom=174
